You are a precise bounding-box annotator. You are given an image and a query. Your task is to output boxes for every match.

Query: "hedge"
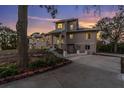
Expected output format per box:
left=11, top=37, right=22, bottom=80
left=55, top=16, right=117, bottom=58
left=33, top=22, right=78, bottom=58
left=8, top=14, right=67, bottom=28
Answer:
left=97, top=43, right=124, bottom=54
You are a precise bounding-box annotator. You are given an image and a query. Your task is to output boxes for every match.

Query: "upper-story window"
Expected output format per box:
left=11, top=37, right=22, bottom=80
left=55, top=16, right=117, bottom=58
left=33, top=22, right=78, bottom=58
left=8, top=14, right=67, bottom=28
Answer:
left=69, top=34, right=74, bottom=39
left=86, top=33, right=91, bottom=40
left=57, top=23, right=63, bottom=29
left=70, top=24, right=74, bottom=30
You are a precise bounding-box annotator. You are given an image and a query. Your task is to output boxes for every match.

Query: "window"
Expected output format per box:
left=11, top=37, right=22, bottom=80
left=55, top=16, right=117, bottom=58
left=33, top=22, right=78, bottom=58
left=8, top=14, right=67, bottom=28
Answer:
left=61, top=39, right=64, bottom=43
left=69, top=34, right=74, bottom=39
left=57, top=39, right=60, bottom=44
left=56, top=37, right=60, bottom=44
left=57, top=23, right=63, bottom=29
left=70, top=24, right=74, bottom=30
left=86, top=33, right=91, bottom=40
left=85, top=45, right=90, bottom=50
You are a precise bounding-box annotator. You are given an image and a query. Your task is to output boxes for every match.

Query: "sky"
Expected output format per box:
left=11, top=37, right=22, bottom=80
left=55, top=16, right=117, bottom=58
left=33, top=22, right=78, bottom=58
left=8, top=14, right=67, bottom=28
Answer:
left=0, top=5, right=119, bottom=36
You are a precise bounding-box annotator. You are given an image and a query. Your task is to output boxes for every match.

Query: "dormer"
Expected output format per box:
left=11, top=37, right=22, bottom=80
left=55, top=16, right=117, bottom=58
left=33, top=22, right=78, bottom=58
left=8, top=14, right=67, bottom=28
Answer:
left=55, top=18, right=79, bottom=31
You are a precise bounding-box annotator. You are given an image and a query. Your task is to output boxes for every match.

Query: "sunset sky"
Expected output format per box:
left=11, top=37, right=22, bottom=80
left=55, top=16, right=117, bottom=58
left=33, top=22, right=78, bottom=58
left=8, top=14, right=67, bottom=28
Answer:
left=0, top=5, right=118, bottom=36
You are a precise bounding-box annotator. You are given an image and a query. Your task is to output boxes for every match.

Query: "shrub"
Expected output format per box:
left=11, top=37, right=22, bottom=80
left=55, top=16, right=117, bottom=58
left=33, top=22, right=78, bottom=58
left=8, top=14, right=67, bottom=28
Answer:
left=46, top=56, right=57, bottom=66
left=97, top=43, right=124, bottom=54
left=117, top=43, right=124, bottom=54
left=55, top=48, right=63, bottom=54
left=29, top=53, right=63, bottom=69
left=45, top=54, right=61, bottom=66
left=0, top=67, right=6, bottom=73
left=0, top=64, right=18, bottom=78
left=97, top=44, right=114, bottom=53
left=28, top=59, right=47, bottom=69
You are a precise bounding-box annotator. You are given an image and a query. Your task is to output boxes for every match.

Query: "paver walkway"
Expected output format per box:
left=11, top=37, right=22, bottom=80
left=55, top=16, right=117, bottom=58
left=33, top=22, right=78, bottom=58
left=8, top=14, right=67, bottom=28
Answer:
left=0, top=55, right=123, bottom=88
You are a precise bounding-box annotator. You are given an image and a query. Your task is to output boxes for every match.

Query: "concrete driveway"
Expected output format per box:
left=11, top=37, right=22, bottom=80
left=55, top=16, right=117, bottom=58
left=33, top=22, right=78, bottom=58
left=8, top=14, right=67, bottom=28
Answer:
left=0, top=55, right=123, bottom=88
left=69, top=55, right=121, bottom=73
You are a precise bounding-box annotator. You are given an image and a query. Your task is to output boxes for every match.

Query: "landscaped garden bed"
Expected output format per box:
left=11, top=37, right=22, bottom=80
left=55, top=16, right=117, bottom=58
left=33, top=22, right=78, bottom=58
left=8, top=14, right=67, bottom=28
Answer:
left=0, top=50, right=72, bottom=85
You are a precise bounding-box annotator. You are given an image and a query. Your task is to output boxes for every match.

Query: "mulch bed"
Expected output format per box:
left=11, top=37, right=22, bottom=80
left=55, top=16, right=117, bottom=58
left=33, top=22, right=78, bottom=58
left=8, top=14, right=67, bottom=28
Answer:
left=0, top=60, right=72, bottom=85
left=0, top=50, right=46, bottom=64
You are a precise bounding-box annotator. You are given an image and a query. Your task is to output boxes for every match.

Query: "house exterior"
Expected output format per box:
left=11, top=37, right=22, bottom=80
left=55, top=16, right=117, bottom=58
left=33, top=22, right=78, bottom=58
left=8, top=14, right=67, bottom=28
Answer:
left=118, top=32, right=124, bottom=43
left=29, top=33, right=48, bottom=49
left=48, top=18, right=98, bottom=54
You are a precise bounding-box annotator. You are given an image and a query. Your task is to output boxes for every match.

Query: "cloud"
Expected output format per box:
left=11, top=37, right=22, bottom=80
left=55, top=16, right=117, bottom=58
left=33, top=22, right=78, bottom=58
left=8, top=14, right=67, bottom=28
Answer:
left=101, top=11, right=116, bottom=18
left=77, top=11, right=116, bottom=28
left=28, top=16, right=61, bottom=22
left=78, top=14, right=100, bottom=28
left=79, top=21, right=96, bottom=28
left=28, top=27, right=52, bottom=36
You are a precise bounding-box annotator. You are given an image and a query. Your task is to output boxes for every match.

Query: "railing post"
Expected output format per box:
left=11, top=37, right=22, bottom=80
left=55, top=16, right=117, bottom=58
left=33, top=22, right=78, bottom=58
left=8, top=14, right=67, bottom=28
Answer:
left=63, top=50, right=67, bottom=57
left=77, top=50, right=80, bottom=54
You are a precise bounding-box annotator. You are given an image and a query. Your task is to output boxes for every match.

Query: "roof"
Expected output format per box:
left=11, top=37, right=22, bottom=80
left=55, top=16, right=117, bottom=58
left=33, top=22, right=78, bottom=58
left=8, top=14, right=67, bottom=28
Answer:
left=54, top=18, right=78, bottom=23
left=49, top=28, right=99, bottom=34
left=48, top=29, right=65, bottom=34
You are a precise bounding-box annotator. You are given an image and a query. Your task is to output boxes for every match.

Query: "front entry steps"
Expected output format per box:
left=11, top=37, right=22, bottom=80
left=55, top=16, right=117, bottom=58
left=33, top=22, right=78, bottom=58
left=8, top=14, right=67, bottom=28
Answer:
left=49, top=48, right=87, bottom=59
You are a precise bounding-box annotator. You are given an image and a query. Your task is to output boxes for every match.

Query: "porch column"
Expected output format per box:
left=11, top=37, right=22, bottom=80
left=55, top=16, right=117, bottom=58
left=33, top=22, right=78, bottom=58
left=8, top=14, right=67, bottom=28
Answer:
left=59, top=34, right=62, bottom=48
left=51, top=34, right=54, bottom=49
left=77, top=50, right=80, bottom=54
left=63, top=21, right=67, bottom=57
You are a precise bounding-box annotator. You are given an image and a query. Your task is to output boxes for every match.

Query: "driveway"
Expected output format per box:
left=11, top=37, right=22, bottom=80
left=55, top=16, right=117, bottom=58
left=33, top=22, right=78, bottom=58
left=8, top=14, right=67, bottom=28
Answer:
left=0, top=55, right=123, bottom=88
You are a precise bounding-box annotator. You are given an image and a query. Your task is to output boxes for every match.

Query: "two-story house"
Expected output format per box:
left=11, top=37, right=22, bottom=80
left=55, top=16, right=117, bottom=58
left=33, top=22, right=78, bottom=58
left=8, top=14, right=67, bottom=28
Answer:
left=48, top=18, right=98, bottom=54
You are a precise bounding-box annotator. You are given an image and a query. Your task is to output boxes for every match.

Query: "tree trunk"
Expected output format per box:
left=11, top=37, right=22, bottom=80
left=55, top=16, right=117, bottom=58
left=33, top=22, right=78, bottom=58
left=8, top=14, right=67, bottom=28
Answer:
left=114, top=42, right=117, bottom=53
left=16, top=5, right=29, bottom=70
left=121, top=57, right=124, bottom=73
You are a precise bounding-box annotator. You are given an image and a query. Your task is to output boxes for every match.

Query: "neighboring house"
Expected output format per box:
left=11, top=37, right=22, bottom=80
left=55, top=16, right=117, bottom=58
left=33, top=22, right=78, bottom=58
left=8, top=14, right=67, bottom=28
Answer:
left=97, top=31, right=111, bottom=45
left=97, top=31, right=124, bottom=44
left=29, top=33, right=47, bottom=49
left=48, top=18, right=98, bottom=54
left=119, top=32, right=124, bottom=43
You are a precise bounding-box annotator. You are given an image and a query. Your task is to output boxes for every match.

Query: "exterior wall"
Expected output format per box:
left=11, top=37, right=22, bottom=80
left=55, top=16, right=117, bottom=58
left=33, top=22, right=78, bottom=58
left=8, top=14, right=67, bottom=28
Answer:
left=55, top=19, right=78, bottom=31
left=52, top=19, right=97, bottom=54
left=66, top=32, right=97, bottom=54
left=67, top=21, right=78, bottom=31
left=51, top=31, right=97, bottom=54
